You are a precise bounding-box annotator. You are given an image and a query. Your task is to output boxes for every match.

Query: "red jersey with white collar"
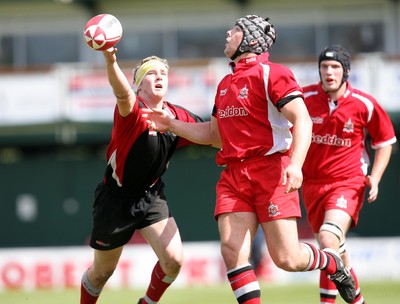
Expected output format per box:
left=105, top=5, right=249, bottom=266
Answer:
left=212, top=52, right=303, bottom=166
left=302, top=82, right=397, bottom=181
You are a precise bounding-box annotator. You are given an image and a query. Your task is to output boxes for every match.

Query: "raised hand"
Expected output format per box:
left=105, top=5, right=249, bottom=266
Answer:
left=142, top=108, right=173, bottom=132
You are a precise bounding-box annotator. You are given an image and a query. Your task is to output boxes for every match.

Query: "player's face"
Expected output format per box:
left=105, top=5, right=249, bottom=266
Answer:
left=319, top=60, right=344, bottom=92
left=224, top=26, right=243, bottom=58
left=139, top=67, right=168, bottom=100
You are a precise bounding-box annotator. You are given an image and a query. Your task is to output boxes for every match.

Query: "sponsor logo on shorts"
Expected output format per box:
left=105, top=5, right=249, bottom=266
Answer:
left=268, top=202, right=281, bottom=217
left=111, top=223, right=135, bottom=234
left=336, top=195, right=348, bottom=209
left=95, top=240, right=110, bottom=247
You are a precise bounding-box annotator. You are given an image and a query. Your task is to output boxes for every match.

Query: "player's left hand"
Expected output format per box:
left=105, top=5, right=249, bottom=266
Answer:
left=141, top=108, right=172, bottom=132
left=282, top=163, right=303, bottom=194
left=366, top=175, right=379, bottom=203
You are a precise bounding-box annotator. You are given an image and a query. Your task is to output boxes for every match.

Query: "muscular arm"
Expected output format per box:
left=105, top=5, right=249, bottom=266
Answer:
left=103, top=48, right=136, bottom=117
left=366, top=144, right=393, bottom=203
left=280, top=97, right=312, bottom=193
left=142, top=109, right=222, bottom=148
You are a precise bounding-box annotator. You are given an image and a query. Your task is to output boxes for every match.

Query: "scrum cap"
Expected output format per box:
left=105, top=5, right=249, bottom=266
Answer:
left=318, top=44, right=351, bottom=82
left=231, top=15, right=276, bottom=60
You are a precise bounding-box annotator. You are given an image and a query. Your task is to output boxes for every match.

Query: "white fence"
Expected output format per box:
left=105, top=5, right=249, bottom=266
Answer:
left=0, top=54, right=399, bottom=128
left=0, top=237, right=399, bottom=291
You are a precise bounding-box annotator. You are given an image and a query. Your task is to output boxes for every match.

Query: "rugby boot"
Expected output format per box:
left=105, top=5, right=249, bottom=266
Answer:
left=323, top=248, right=356, bottom=303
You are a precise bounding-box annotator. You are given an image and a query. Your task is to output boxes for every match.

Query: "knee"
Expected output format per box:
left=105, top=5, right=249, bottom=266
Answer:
left=162, top=254, right=183, bottom=277
left=318, top=222, right=345, bottom=251
left=274, top=256, right=296, bottom=271
left=220, top=242, right=242, bottom=269
left=89, top=267, right=116, bottom=286
left=318, top=231, right=341, bottom=250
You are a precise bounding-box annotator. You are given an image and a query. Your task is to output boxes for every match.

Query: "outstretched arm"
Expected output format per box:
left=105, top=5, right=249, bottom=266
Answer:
left=142, top=108, right=221, bottom=148
left=103, top=48, right=136, bottom=117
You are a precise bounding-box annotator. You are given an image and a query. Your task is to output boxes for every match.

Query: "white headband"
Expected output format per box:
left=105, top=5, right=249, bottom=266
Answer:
left=133, top=60, right=168, bottom=92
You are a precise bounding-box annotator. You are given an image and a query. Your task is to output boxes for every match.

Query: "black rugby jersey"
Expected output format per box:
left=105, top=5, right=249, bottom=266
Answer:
left=103, top=97, right=203, bottom=196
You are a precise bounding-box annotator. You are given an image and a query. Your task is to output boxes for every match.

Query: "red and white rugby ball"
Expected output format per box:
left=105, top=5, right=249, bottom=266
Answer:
left=83, top=14, right=123, bottom=51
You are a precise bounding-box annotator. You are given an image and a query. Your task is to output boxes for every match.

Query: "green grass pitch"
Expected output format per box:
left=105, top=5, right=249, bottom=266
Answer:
left=1, top=281, right=399, bottom=303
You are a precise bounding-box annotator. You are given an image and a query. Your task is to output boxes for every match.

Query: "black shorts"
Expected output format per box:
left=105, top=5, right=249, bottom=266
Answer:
left=89, top=180, right=171, bottom=250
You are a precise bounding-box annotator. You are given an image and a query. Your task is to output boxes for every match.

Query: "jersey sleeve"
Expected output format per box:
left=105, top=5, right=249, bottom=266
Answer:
left=112, top=101, right=141, bottom=136
left=268, top=64, right=303, bottom=109
left=367, top=100, right=397, bottom=149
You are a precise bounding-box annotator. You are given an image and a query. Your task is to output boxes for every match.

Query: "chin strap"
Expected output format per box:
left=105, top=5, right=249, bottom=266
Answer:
left=230, top=49, right=245, bottom=61
left=323, top=80, right=347, bottom=94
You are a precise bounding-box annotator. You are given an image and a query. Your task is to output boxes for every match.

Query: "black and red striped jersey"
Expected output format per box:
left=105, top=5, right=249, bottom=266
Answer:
left=104, top=97, right=203, bottom=196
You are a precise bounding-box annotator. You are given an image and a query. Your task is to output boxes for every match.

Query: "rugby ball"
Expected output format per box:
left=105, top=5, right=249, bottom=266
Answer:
left=83, top=14, right=123, bottom=51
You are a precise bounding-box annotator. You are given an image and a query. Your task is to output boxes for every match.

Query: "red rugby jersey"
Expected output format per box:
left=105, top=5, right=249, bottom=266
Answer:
left=302, top=82, right=397, bottom=181
left=212, top=52, right=303, bottom=166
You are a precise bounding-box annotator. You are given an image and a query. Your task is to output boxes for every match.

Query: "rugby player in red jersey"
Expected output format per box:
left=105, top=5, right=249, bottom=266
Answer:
left=302, top=44, right=397, bottom=304
left=143, top=15, right=357, bottom=303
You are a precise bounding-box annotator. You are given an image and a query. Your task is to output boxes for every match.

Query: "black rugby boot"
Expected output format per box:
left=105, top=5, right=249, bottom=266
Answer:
left=323, top=248, right=356, bottom=303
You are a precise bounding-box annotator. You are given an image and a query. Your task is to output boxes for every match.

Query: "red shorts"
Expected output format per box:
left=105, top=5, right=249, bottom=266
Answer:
left=301, top=175, right=367, bottom=233
left=215, top=154, right=301, bottom=222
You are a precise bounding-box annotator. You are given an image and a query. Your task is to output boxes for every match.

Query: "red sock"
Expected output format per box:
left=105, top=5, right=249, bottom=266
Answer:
left=80, top=283, right=99, bottom=304
left=227, top=264, right=260, bottom=304
left=349, top=267, right=365, bottom=304
left=320, top=271, right=338, bottom=303
left=141, top=261, right=175, bottom=304
left=80, top=270, right=101, bottom=304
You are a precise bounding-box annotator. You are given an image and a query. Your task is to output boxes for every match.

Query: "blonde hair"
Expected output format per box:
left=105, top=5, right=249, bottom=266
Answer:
left=132, top=56, right=169, bottom=91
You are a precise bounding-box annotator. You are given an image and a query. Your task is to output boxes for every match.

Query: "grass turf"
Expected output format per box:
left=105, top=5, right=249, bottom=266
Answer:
left=1, top=281, right=399, bottom=303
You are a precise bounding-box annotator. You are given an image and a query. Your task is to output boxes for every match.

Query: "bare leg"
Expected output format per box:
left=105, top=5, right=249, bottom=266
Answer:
left=80, top=247, right=123, bottom=304
left=218, top=212, right=260, bottom=304
left=137, top=217, right=183, bottom=303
